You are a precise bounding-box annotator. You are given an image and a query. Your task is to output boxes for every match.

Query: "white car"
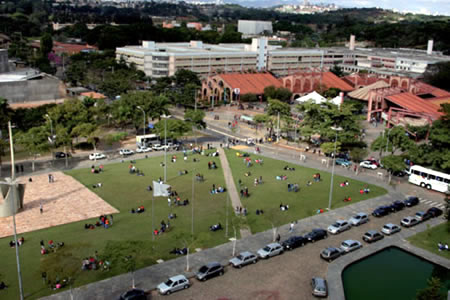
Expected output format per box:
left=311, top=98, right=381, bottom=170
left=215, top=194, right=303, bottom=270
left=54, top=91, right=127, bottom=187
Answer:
left=381, top=223, right=401, bottom=235
left=257, top=243, right=284, bottom=259
left=89, top=153, right=106, bottom=160
left=349, top=213, right=369, bottom=226
left=119, top=149, right=134, bottom=156
left=401, top=216, right=420, bottom=228
left=136, top=146, right=152, bottom=153
left=340, top=239, right=362, bottom=253
left=152, top=144, right=169, bottom=151
left=157, top=275, right=190, bottom=295
left=327, top=220, right=351, bottom=235
left=360, top=161, right=378, bottom=169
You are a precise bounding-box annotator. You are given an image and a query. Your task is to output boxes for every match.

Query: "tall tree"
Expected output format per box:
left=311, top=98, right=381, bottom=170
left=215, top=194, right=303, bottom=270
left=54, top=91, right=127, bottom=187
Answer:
left=15, top=126, right=49, bottom=171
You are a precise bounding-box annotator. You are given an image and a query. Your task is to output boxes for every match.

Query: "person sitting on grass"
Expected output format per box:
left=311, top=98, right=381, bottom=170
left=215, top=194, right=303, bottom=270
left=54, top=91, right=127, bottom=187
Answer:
left=0, top=281, right=7, bottom=290
left=256, top=209, right=264, bottom=215
left=245, top=172, right=251, bottom=177
left=438, top=242, right=445, bottom=251
left=343, top=196, right=352, bottom=202
left=137, top=206, right=145, bottom=213
left=306, top=181, right=312, bottom=186
left=168, top=213, right=177, bottom=219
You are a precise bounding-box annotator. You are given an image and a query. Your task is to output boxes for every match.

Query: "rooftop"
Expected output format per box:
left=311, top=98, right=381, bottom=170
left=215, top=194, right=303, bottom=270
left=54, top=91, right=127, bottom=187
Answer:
left=386, top=92, right=443, bottom=120
left=218, top=72, right=282, bottom=95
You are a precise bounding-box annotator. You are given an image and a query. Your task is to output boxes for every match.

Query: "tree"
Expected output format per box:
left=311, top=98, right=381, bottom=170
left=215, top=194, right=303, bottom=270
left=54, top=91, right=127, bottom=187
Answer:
left=15, top=126, right=49, bottom=172
left=72, top=123, right=100, bottom=152
left=416, top=277, right=445, bottom=300
left=155, top=119, right=190, bottom=140
left=267, top=99, right=290, bottom=117
left=350, top=147, right=368, bottom=163
left=423, top=62, right=450, bottom=91
left=320, top=141, right=341, bottom=156
left=330, top=64, right=343, bottom=77
left=264, top=86, right=292, bottom=102
left=381, top=155, right=406, bottom=183
left=40, top=32, right=53, bottom=57
left=184, top=109, right=205, bottom=129
left=174, top=69, right=201, bottom=86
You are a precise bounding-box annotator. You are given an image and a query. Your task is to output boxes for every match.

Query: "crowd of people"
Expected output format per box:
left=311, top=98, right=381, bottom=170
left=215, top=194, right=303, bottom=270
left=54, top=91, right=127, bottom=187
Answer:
left=9, top=237, right=25, bottom=248
left=437, top=242, right=449, bottom=251
left=40, top=239, right=65, bottom=255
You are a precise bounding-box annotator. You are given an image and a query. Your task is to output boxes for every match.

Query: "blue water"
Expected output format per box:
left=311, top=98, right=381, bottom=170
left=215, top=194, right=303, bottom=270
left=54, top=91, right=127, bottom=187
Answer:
left=343, top=246, right=450, bottom=300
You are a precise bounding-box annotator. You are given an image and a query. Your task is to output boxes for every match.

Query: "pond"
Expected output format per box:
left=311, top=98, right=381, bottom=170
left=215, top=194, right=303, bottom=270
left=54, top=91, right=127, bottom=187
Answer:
left=343, top=246, right=450, bottom=300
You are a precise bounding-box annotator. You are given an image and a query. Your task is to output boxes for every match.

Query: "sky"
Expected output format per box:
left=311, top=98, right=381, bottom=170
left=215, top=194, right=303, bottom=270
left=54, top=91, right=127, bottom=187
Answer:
left=311, top=0, right=450, bottom=16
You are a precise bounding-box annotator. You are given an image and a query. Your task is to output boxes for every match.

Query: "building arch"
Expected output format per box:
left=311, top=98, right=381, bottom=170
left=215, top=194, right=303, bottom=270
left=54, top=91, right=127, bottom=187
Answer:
left=303, top=79, right=311, bottom=92
left=285, top=79, right=292, bottom=90
left=391, top=79, right=399, bottom=87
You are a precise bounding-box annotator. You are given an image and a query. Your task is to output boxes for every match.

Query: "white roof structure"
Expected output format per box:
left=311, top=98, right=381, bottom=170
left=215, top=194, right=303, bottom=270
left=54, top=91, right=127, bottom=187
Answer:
left=295, top=91, right=341, bottom=106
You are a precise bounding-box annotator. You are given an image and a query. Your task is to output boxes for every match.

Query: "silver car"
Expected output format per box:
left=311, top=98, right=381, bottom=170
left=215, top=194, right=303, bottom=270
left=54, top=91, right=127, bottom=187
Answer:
left=340, top=239, right=362, bottom=253
left=401, top=216, right=420, bottom=228
left=327, top=220, right=351, bottom=234
left=381, top=223, right=401, bottom=235
left=311, top=277, right=328, bottom=297
left=349, top=213, right=369, bottom=226
left=157, top=274, right=190, bottom=295
left=257, top=243, right=284, bottom=259
left=229, top=251, right=258, bottom=268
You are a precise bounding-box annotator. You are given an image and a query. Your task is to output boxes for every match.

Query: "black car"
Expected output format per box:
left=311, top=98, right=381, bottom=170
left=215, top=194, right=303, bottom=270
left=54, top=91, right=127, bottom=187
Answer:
left=119, top=289, right=146, bottom=300
left=426, top=207, right=443, bottom=218
left=282, top=235, right=307, bottom=250
left=305, top=229, right=328, bottom=243
left=372, top=206, right=390, bottom=217
left=54, top=152, right=70, bottom=159
left=196, top=262, right=224, bottom=281
left=389, top=200, right=405, bottom=212
left=404, top=196, right=419, bottom=207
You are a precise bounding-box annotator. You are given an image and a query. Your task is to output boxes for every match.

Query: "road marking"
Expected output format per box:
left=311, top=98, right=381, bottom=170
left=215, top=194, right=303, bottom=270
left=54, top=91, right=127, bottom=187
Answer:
left=436, top=204, right=445, bottom=209
left=422, top=200, right=432, bottom=204
left=429, top=201, right=438, bottom=207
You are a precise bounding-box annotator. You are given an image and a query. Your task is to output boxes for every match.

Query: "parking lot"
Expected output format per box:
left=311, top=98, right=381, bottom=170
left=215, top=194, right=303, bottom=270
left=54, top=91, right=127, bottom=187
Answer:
left=151, top=199, right=444, bottom=300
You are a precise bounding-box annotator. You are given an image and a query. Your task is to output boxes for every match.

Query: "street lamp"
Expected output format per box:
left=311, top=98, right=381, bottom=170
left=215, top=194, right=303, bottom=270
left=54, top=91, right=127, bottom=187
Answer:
left=45, top=114, right=54, bottom=164
left=136, top=106, right=146, bottom=145
left=328, top=126, right=343, bottom=210
left=2, top=122, right=24, bottom=300
left=162, top=114, right=169, bottom=182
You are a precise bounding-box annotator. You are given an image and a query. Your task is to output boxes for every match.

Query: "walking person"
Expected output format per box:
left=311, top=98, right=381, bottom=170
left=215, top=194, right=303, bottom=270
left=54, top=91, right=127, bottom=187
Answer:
left=276, top=233, right=281, bottom=243
left=40, top=202, right=43, bottom=214
left=289, top=221, right=294, bottom=233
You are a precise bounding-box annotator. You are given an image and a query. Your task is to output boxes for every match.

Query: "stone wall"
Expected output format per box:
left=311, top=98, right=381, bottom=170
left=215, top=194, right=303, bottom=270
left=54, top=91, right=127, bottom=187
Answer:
left=0, top=77, right=66, bottom=103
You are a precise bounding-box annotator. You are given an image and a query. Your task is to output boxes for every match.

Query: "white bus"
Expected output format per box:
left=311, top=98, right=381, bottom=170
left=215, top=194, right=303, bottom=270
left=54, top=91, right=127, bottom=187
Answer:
left=136, top=133, right=160, bottom=147
left=408, top=165, right=450, bottom=193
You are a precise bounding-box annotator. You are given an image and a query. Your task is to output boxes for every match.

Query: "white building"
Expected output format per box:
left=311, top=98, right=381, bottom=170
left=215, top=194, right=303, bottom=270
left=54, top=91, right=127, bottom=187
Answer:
left=238, top=20, right=273, bottom=36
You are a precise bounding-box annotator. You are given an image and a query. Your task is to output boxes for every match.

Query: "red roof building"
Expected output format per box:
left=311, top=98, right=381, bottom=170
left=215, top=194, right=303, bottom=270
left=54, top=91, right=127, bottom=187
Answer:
left=280, top=71, right=354, bottom=97
left=201, top=72, right=282, bottom=103
left=31, top=41, right=98, bottom=56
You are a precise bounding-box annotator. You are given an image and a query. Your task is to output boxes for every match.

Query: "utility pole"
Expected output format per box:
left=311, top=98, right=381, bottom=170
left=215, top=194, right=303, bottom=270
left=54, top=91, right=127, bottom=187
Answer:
left=276, top=112, right=280, bottom=143
left=7, top=121, right=24, bottom=300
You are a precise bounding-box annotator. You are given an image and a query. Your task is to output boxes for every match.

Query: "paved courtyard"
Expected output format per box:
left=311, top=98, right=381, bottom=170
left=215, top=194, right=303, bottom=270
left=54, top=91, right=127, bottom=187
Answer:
left=0, top=172, right=119, bottom=238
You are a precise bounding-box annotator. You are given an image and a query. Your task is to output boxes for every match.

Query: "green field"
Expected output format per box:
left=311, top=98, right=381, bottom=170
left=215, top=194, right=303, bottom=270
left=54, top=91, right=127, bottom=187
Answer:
left=408, top=222, right=450, bottom=260
left=225, top=149, right=387, bottom=233
left=0, top=148, right=387, bottom=299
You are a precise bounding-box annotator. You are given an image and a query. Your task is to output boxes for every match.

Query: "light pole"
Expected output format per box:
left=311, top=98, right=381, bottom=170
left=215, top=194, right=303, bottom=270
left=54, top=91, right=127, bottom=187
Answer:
left=328, top=126, right=343, bottom=210
left=45, top=114, right=54, bottom=164
left=162, top=114, right=168, bottom=182
left=136, top=106, right=146, bottom=145
left=4, top=122, right=24, bottom=300
left=385, top=127, right=392, bottom=154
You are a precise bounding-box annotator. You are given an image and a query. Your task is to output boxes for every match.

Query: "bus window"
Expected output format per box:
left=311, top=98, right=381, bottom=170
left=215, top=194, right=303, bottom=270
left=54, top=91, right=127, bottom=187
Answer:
left=444, top=178, right=450, bottom=184
left=413, top=170, right=420, bottom=175
left=436, top=177, right=443, bottom=182
left=420, top=172, right=428, bottom=178
left=429, top=175, right=436, bottom=180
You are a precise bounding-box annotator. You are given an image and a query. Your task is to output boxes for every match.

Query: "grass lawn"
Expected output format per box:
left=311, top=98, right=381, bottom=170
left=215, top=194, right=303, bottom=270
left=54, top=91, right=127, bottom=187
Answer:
left=225, top=149, right=388, bottom=233
left=408, top=222, right=450, bottom=260
left=0, top=150, right=239, bottom=299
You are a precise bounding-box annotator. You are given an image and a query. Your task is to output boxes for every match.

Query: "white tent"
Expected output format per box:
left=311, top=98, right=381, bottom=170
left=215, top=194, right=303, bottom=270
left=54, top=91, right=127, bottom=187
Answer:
left=153, top=181, right=171, bottom=197
left=295, top=91, right=341, bottom=107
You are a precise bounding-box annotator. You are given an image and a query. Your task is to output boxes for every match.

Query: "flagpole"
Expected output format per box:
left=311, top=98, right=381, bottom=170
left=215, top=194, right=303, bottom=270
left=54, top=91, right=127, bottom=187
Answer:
left=191, top=168, right=194, bottom=237
left=152, top=195, right=154, bottom=241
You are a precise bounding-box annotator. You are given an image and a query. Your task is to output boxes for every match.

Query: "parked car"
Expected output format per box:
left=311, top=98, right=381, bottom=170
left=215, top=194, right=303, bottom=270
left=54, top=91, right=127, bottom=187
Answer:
left=372, top=206, right=390, bottom=217
left=349, top=213, right=369, bottom=226
left=152, top=144, right=169, bottom=151
left=311, top=277, right=328, bottom=298
left=54, top=152, right=70, bottom=159
left=388, top=169, right=406, bottom=177
left=320, top=247, right=342, bottom=262
left=367, top=158, right=381, bottom=167
left=404, top=196, right=419, bottom=207
left=362, top=230, right=384, bottom=243
left=119, top=149, right=134, bottom=156
left=426, top=207, right=443, bottom=218
left=335, top=158, right=352, bottom=167
left=136, top=146, right=152, bottom=153
left=340, top=240, right=362, bottom=253
left=119, top=288, right=146, bottom=300
left=229, top=251, right=258, bottom=268
left=389, top=200, right=405, bottom=212
left=401, top=216, right=420, bottom=228
left=381, top=223, right=401, bottom=235
left=327, top=220, right=351, bottom=234
left=157, top=275, right=190, bottom=295
left=196, top=262, right=224, bottom=281
left=415, top=211, right=432, bottom=222
left=360, top=160, right=378, bottom=169
left=305, top=229, right=328, bottom=243
left=282, top=236, right=307, bottom=250
left=89, top=153, right=106, bottom=160
left=257, top=243, right=284, bottom=259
